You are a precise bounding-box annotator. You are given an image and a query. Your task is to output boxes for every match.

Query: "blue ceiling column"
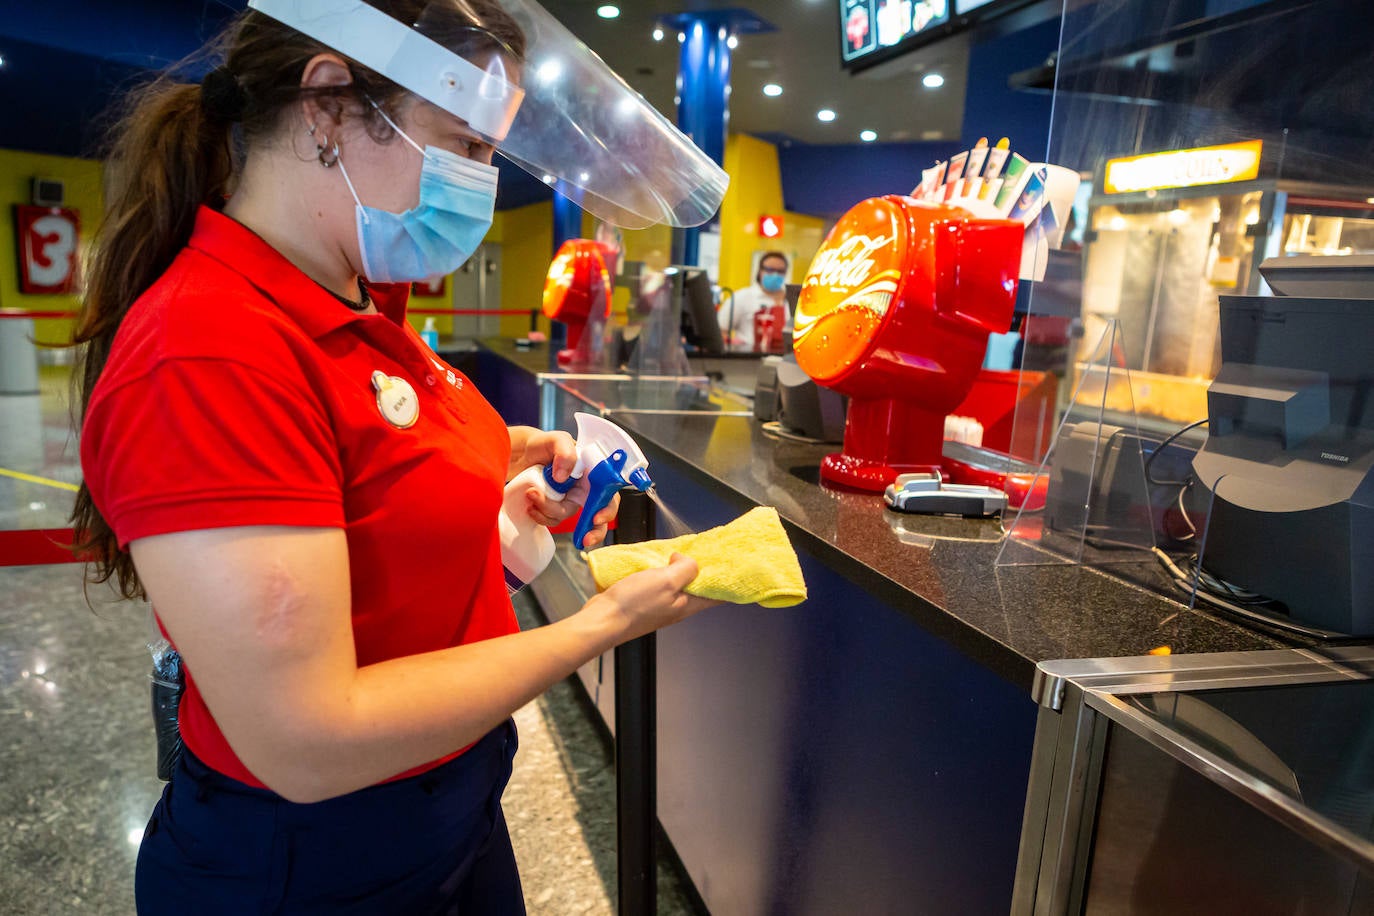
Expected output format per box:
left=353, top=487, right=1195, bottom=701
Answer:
left=673, top=17, right=731, bottom=267
left=663, top=9, right=774, bottom=268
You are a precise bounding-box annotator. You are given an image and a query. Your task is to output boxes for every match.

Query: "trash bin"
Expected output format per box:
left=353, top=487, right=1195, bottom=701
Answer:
left=0, top=316, right=41, bottom=396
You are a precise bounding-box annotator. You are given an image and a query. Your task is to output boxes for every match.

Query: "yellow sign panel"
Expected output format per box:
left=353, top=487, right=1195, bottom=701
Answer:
left=1104, top=140, right=1263, bottom=194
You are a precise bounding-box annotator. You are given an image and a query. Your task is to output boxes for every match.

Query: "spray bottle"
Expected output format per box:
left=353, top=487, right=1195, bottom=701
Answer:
left=499, top=412, right=655, bottom=594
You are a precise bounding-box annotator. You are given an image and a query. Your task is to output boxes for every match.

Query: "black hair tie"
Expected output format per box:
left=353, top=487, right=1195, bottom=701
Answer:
left=201, top=67, right=247, bottom=123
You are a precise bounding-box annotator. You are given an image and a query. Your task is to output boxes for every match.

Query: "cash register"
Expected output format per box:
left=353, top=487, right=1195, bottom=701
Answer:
left=1191, top=255, right=1374, bottom=635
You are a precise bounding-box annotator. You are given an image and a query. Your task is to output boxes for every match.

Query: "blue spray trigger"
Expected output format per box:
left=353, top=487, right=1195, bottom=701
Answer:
left=573, top=451, right=631, bottom=550
left=542, top=463, right=578, bottom=495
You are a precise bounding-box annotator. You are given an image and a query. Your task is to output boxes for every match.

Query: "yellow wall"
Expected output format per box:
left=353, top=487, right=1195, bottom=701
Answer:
left=717, top=134, right=829, bottom=295
left=0, top=150, right=104, bottom=348
left=488, top=200, right=554, bottom=338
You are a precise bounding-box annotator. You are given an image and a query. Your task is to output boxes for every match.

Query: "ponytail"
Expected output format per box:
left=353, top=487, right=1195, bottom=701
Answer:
left=70, top=78, right=236, bottom=600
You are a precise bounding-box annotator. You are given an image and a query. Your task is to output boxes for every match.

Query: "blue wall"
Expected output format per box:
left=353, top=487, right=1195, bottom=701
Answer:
left=776, top=15, right=1062, bottom=219
left=960, top=17, right=1061, bottom=164
left=777, top=140, right=962, bottom=218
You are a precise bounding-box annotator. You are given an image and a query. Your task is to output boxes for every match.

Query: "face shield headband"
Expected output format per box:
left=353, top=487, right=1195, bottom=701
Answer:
left=247, top=0, right=729, bottom=229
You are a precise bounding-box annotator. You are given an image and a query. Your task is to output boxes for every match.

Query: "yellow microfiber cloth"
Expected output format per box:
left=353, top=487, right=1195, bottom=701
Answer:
left=584, top=507, right=807, bottom=607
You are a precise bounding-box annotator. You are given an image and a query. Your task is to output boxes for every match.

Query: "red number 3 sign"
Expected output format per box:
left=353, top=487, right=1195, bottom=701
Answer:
left=16, top=205, right=81, bottom=295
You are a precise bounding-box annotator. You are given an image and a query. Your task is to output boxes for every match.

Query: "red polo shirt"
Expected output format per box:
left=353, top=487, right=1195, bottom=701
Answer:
left=81, top=207, right=518, bottom=788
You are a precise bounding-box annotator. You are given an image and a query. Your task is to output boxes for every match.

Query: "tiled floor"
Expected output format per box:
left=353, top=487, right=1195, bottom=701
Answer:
left=0, top=365, right=697, bottom=915
left=0, top=367, right=82, bottom=533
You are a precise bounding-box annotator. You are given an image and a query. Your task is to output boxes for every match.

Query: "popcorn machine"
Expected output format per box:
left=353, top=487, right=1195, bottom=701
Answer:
left=1078, top=140, right=1374, bottom=427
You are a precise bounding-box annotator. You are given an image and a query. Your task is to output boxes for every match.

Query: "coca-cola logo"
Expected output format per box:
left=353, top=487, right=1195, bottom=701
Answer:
left=806, top=233, right=891, bottom=292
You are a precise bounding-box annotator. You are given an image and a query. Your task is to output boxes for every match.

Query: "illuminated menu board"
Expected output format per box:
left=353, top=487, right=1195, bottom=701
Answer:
left=840, top=0, right=1034, bottom=70
left=841, top=0, right=951, bottom=64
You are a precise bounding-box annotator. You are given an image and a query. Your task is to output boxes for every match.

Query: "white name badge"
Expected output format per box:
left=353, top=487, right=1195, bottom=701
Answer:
left=371, top=370, right=419, bottom=429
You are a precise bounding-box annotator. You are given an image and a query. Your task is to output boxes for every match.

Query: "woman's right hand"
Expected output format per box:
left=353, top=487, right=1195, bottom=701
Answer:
left=586, top=553, right=720, bottom=643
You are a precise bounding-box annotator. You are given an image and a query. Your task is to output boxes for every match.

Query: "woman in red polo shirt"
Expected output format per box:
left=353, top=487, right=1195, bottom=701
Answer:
left=72, top=2, right=724, bottom=912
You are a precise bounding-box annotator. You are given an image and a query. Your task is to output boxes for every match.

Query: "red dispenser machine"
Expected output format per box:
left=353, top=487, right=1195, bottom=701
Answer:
left=793, top=197, right=1023, bottom=491
left=543, top=239, right=612, bottom=368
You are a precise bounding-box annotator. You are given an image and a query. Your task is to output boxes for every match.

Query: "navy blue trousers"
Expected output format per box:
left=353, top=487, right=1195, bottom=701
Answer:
left=135, top=720, right=525, bottom=915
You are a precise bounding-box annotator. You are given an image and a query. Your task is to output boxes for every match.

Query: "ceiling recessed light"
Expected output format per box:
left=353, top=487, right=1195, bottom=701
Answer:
left=763, top=83, right=783, bottom=97
left=596, top=5, right=620, bottom=19
left=677, top=31, right=686, bottom=43
left=652, top=27, right=664, bottom=41
left=817, top=109, right=836, bottom=122
left=922, top=72, right=945, bottom=89
left=727, top=35, right=739, bottom=49
left=860, top=130, right=877, bottom=142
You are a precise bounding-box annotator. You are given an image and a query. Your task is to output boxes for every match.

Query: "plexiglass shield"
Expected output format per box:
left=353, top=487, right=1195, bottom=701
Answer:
left=247, top=0, right=729, bottom=229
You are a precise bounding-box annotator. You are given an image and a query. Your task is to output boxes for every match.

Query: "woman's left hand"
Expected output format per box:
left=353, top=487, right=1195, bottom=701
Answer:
left=509, top=427, right=619, bottom=548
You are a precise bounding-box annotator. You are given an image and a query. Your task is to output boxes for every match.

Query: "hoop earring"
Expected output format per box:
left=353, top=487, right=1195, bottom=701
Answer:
left=317, top=140, right=340, bottom=169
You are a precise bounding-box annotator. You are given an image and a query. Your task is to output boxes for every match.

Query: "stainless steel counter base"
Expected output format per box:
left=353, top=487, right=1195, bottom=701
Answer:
left=1014, top=647, right=1374, bottom=914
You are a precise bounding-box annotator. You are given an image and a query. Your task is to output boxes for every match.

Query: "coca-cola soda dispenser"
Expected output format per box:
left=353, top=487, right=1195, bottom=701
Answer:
left=793, top=196, right=1023, bottom=490
left=542, top=239, right=613, bottom=368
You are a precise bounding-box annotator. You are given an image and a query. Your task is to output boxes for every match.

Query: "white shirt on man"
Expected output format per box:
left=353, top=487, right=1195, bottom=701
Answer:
left=718, top=283, right=792, bottom=352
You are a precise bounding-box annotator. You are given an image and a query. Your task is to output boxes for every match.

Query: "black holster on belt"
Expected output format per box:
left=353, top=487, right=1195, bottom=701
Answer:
left=150, top=648, right=185, bottom=781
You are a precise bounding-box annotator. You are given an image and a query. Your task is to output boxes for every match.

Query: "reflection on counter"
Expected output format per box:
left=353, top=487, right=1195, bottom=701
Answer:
left=536, top=373, right=753, bottom=424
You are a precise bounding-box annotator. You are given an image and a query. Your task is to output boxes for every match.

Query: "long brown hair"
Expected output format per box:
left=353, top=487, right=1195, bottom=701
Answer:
left=71, top=1, right=525, bottom=600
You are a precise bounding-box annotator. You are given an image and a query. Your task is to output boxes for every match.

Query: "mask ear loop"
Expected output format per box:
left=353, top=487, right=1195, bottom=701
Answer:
left=367, top=98, right=428, bottom=159
left=332, top=148, right=370, bottom=226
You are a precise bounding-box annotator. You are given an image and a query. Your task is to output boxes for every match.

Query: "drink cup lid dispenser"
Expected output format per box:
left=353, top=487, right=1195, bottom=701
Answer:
left=793, top=196, right=1024, bottom=491
left=543, top=239, right=613, bottom=368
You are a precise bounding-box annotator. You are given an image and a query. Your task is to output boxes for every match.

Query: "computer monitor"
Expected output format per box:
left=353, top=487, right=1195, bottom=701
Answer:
left=776, top=359, right=847, bottom=442
left=678, top=268, right=725, bottom=356
left=1258, top=254, right=1374, bottom=298
left=1216, top=293, right=1374, bottom=432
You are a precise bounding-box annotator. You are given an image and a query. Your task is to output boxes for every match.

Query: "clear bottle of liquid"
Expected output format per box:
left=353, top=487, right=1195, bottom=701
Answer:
left=421, top=316, right=439, bottom=351
left=498, top=466, right=564, bottom=594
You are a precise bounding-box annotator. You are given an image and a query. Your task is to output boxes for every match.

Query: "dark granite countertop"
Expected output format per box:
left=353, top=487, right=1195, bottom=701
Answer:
left=475, top=339, right=1289, bottom=688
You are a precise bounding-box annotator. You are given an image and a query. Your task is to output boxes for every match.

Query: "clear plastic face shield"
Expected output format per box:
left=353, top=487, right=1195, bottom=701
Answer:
left=247, top=0, right=729, bottom=229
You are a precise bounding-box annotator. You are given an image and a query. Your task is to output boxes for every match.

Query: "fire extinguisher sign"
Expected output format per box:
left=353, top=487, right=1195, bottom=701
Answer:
left=15, top=205, right=81, bottom=295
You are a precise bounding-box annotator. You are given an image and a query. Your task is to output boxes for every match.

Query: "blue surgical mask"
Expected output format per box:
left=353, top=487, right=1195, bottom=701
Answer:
left=760, top=272, right=786, bottom=293
left=335, top=110, right=498, bottom=284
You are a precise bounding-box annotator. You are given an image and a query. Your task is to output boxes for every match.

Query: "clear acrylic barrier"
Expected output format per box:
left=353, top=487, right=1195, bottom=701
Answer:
left=1001, top=0, right=1374, bottom=611
left=614, top=270, right=692, bottom=376
left=536, top=373, right=752, bottom=432
left=1009, top=0, right=1374, bottom=456
left=998, top=318, right=1156, bottom=568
